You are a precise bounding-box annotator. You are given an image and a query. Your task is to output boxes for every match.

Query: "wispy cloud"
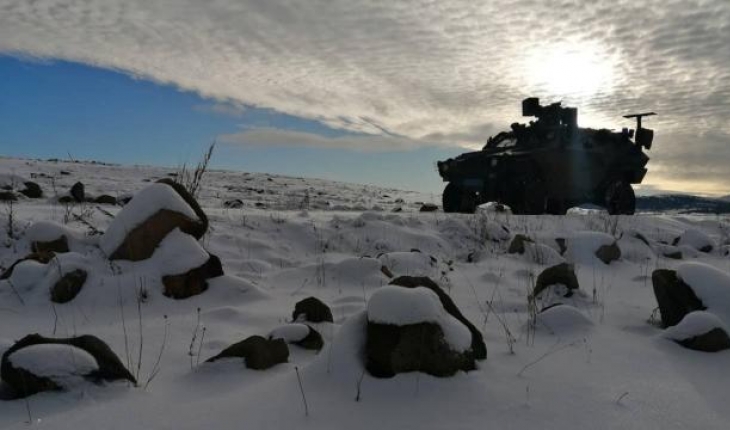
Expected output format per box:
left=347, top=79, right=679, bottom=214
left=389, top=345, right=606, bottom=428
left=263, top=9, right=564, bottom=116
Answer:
left=1, top=0, right=729, bottom=192
left=193, top=102, right=246, bottom=117
left=220, top=127, right=435, bottom=152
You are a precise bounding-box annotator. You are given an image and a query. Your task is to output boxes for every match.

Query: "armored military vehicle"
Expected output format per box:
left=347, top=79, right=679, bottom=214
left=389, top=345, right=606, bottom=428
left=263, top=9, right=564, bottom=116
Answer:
left=437, top=97, right=655, bottom=214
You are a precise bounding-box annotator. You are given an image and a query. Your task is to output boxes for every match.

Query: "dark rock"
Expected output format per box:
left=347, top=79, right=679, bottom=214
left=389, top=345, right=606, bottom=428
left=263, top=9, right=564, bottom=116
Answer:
left=19, top=182, right=42, bottom=198
left=292, top=297, right=333, bottom=323
left=366, top=321, right=476, bottom=378
left=255, top=202, right=266, bottom=208
left=555, top=238, right=567, bottom=255
left=1, top=334, right=136, bottom=398
left=162, top=254, right=224, bottom=299
left=676, top=327, right=730, bottom=352
left=108, top=180, right=208, bottom=261
left=0, top=191, right=17, bottom=202
left=632, top=232, right=651, bottom=247
left=389, top=276, right=486, bottom=360
left=292, top=325, right=324, bottom=351
left=0, top=251, right=56, bottom=280
left=206, top=335, right=289, bottom=370
left=419, top=203, right=439, bottom=212
left=223, top=199, right=244, bottom=209
left=391, top=206, right=403, bottom=213
left=32, top=235, right=69, bottom=254
left=508, top=234, right=532, bottom=254
left=94, top=195, right=118, bottom=205
left=58, top=195, right=75, bottom=204
left=652, top=269, right=706, bottom=328
left=118, top=195, right=133, bottom=205
left=663, top=250, right=683, bottom=260
left=534, top=263, right=579, bottom=298
left=595, top=241, right=621, bottom=264
left=70, top=182, right=85, bottom=203
left=50, top=269, right=87, bottom=303
left=60, top=171, right=71, bottom=175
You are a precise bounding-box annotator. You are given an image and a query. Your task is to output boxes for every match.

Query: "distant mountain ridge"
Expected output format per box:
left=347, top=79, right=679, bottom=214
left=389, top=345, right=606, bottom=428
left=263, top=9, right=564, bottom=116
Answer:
left=637, top=194, right=730, bottom=214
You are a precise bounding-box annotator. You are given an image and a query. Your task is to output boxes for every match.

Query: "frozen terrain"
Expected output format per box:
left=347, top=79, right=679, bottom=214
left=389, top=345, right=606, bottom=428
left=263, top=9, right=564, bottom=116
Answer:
left=1, top=156, right=730, bottom=429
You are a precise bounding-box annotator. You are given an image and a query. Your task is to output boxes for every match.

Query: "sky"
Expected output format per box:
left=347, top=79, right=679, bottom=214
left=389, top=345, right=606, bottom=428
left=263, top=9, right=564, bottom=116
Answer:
left=0, top=0, right=729, bottom=195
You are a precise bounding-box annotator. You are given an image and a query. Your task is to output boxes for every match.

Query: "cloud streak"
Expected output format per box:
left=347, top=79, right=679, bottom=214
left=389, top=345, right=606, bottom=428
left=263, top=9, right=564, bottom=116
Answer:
left=1, top=0, right=729, bottom=192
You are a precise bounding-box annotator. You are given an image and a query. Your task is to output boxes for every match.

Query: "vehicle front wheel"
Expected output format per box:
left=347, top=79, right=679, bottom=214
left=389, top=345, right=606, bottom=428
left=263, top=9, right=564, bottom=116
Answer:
left=443, top=182, right=477, bottom=213
left=604, top=181, right=636, bottom=215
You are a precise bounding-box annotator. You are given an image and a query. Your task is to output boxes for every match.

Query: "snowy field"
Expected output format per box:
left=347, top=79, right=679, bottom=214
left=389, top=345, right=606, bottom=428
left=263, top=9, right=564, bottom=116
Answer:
left=2, top=156, right=730, bottom=429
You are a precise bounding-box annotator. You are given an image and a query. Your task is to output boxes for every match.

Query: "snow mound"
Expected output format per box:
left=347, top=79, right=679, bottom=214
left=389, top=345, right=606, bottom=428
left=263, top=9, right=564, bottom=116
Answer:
left=476, top=202, right=512, bottom=214
left=565, top=231, right=617, bottom=265
left=367, top=286, right=471, bottom=351
left=566, top=204, right=608, bottom=215
left=0, top=173, right=26, bottom=189
left=378, top=251, right=435, bottom=277
left=269, top=324, right=310, bottom=343
left=537, top=304, right=593, bottom=332
left=9, top=344, right=98, bottom=385
left=482, top=220, right=511, bottom=242
left=524, top=242, right=565, bottom=266
left=3, top=260, right=47, bottom=293
left=150, top=228, right=209, bottom=276
left=99, top=183, right=198, bottom=256
left=663, top=311, right=728, bottom=341
left=25, top=221, right=78, bottom=243
left=676, top=228, right=715, bottom=252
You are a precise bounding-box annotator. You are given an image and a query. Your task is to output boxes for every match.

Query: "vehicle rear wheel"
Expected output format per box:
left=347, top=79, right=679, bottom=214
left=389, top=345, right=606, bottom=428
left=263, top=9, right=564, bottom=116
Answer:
left=521, top=178, right=547, bottom=215
left=443, top=182, right=477, bottom=213
left=604, top=181, right=635, bottom=215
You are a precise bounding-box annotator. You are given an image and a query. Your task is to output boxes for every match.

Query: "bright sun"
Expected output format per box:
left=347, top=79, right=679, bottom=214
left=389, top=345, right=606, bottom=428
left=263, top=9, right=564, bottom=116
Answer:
left=524, top=42, right=616, bottom=98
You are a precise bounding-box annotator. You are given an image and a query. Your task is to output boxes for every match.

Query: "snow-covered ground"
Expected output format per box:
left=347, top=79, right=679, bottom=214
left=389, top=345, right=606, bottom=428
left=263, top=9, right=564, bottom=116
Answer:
left=2, top=156, right=730, bottom=429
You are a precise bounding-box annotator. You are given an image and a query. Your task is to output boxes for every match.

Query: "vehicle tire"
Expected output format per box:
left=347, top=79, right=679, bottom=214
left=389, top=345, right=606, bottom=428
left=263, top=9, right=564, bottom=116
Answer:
left=604, top=181, right=635, bottom=215
left=443, top=182, right=477, bottom=213
left=521, top=178, right=547, bottom=215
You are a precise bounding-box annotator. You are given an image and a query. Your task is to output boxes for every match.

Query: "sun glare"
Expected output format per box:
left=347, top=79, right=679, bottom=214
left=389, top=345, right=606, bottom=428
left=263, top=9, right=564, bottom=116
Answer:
left=524, top=42, right=616, bottom=99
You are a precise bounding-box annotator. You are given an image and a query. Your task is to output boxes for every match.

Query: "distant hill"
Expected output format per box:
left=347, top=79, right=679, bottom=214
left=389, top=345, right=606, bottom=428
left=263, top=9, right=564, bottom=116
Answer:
left=636, top=194, right=730, bottom=214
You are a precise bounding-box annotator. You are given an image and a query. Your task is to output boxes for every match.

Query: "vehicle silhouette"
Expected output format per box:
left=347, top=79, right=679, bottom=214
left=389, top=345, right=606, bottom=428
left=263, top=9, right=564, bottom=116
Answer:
left=437, top=97, right=655, bottom=214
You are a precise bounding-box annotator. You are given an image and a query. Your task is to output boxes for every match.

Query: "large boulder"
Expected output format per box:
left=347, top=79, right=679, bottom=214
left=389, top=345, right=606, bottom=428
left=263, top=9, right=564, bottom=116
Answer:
left=100, top=180, right=208, bottom=261
left=206, top=336, right=289, bottom=370
left=534, top=263, right=579, bottom=298
left=389, top=276, right=486, bottom=360
left=652, top=263, right=730, bottom=327
left=652, top=269, right=706, bottom=328
left=365, top=282, right=482, bottom=378
left=1, top=334, right=136, bottom=398
left=292, top=297, right=333, bottom=323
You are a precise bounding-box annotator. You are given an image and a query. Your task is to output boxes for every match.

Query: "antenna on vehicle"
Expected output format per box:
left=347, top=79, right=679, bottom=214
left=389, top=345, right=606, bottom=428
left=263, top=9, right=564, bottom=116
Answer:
left=623, top=112, right=656, bottom=150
